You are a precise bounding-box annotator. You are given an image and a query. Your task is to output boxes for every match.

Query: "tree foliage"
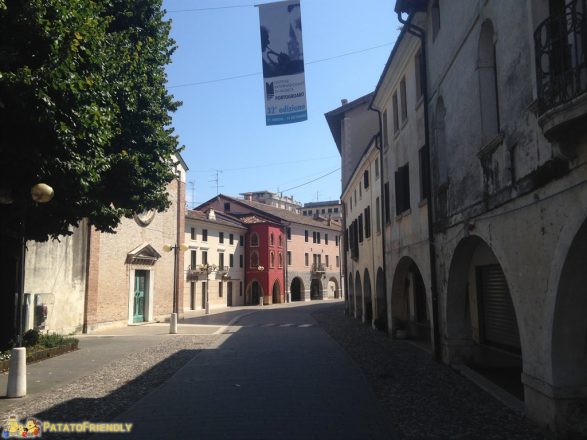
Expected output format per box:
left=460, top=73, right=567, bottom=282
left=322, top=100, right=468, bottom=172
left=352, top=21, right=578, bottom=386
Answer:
left=0, top=0, right=181, bottom=241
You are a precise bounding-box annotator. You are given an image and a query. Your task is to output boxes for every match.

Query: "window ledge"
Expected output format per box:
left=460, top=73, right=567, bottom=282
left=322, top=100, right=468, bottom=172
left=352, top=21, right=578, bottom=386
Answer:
left=418, top=198, right=428, bottom=208
left=477, top=131, right=505, bottom=159
left=395, top=208, right=412, bottom=221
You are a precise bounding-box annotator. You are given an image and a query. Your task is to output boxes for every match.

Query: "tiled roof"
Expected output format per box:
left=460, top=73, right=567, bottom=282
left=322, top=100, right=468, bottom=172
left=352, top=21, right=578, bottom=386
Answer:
left=185, top=209, right=246, bottom=230
left=221, top=195, right=342, bottom=231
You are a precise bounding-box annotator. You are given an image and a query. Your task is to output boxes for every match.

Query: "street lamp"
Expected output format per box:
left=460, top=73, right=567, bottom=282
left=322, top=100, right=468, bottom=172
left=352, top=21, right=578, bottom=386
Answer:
left=6, top=183, right=54, bottom=398
left=257, top=265, right=265, bottom=306
left=199, top=263, right=217, bottom=315
left=163, top=242, right=188, bottom=334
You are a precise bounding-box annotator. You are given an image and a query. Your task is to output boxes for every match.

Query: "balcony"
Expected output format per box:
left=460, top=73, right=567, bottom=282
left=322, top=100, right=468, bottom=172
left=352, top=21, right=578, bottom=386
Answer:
left=534, top=0, right=587, bottom=141
left=311, top=263, right=326, bottom=274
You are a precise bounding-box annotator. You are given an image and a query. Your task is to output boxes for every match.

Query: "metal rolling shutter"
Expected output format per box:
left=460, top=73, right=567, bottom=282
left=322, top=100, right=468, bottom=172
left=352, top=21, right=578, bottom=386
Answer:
left=478, top=265, right=521, bottom=352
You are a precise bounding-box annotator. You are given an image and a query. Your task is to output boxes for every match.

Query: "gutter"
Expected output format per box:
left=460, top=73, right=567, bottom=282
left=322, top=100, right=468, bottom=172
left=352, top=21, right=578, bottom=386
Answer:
left=396, top=10, right=442, bottom=362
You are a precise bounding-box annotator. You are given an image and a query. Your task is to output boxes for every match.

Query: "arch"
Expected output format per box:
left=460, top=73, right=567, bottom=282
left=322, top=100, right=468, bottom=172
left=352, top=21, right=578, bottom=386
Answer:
left=250, top=250, right=259, bottom=268
left=272, top=279, right=281, bottom=304
left=446, top=235, right=523, bottom=400
left=290, top=277, right=305, bottom=302
left=375, top=267, right=386, bottom=331
left=310, top=278, right=322, bottom=300
left=250, top=232, right=259, bottom=247
left=551, top=217, right=587, bottom=413
left=278, top=234, right=283, bottom=247
left=246, top=279, right=264, bottom=306
left=478, top=19, right=500, bottom=143
left=354, top=271, right=363, bottom=320
left=391, top=257, right=430, bottom=343
left=278, top=252, right=283, bottom=268
left=363, top=269, right=373, bottom=324
left=328, top=277, right=340, bottom=299
left=347, top=272, right=354, bottom=314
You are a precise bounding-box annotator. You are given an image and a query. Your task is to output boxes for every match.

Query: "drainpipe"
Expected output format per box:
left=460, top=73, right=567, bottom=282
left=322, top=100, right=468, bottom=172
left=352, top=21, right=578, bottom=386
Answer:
left=284, top=222, right=290, bottom=302
left=397, top=11, right=441, bottom=362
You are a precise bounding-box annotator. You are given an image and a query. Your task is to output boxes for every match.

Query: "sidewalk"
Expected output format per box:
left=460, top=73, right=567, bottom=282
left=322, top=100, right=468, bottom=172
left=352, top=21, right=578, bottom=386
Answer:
left=0, top=306, right=256, bottom=418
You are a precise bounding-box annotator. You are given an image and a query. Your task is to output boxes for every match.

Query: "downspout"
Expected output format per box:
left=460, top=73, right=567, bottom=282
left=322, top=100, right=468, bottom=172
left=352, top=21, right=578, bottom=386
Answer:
left=371, top=114, right=389, bottom=333
left=397, top=11, right=441, bottom=362
left=283, top=222, right=289, bottom=302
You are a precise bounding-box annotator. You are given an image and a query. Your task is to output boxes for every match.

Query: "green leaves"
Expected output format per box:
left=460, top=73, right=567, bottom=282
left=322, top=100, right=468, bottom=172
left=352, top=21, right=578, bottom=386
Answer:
left=0, top=0, right=181, bottom=241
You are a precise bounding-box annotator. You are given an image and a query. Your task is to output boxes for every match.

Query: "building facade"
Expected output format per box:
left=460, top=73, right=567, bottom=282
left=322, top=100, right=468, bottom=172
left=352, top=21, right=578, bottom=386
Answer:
left=183, top=209, right=246, bottom=311
left=240, top=191, right=302, bottom=213
left=302, top=200, right=342, bottom=219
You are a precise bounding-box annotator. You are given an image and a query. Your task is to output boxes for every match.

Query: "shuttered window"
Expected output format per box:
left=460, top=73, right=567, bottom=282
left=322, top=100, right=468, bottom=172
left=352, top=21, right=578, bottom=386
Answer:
left=477, top=265, right=521, bottom=353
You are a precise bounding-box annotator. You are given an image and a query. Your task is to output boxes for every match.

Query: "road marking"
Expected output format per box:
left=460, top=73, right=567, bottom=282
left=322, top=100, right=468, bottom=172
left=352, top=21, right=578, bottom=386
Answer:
left=298, top=324, right=313, bottom=328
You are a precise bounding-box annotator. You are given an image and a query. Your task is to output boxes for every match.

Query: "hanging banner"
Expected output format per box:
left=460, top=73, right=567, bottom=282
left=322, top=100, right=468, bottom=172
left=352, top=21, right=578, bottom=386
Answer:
left=258, top=0, right=307, bottom=125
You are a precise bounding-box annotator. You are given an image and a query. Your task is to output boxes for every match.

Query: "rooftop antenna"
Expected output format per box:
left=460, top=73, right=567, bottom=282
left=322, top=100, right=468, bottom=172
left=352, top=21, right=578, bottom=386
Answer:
left=209, top=170, right=223, bottom=195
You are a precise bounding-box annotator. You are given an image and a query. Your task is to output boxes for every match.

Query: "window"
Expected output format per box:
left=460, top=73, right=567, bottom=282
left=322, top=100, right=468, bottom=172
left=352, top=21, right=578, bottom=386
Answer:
left=376, top=197, right=381, bottom=233
left=278, top=234, right=283, bottom=247
left=334, top=207, right=339, bottom=213
left=304, top=253, right=309, bottom=266
left=392, top=92, right=399, bottom=132
left=286, top=227, right=291, bottom=240
left=251, top=251, right=259, bottom=268
left=229, top=234, right=234, bottom=245
left=419, top=145, right=430, bottom=201
left=328, top=208, right=332, bottom=213
left=202, top=251, right=208, bottom=265
left=375, top=157, right=379, bottom=180
left=219, top=282, right=223, bottom=298
left=305, top=230, right=309, bottom=242
left=415, top=49, right=423, bottom=101
left=270, top=233, right=274, bottom=246
left=431, top=0, right=440, bottom=40
left=240, top=235, right=244, bottom=246
left=312, top=231, right=316, bottom=243
left=251, top=232, right=259, bottom=246
left=229, top=254, right=234, bottom=267
left=190, top=227, right=195, bottom=240
left=382, top=109, right=389, bottom=147
left=325, top=233, right=329, bottom=245
left=278, top=252, right=283, bottom=268
left=400, top=77, right=407, bottom=122
left=202, top=229, right=208, bottom=242
left=303, top=210, right=307, bottom=215
left=359, top=183, right=362, bottom=198
left=287, top=251, right=292, bottom=265
left=219, top=232, right=224, bottom=244
left=190, top=250, right=197, bottom=268
left=239, top=254, right=243, bottom=268
left=335, top=235, right=339, bottom=247
left=317, top=232, right=321, bottom=244
left=325, top=255, right=329, bottom=268
left=364, top=206, right=371, bottom=238
left=321, top=209, right=325, bottom=214
left=364, top=170, right=369, bottom=189
left=270, top=251, right=275, bottom=268
left=350, top=197, right=353, bottom=211
left=336, top=256, right=340, bottom=267
left=384, top=182, right=391, bottom=223
left=395, top=163, right=411, bottom=215
left=224, top=202, right=231, bottom=212
left=358, top=214, right=364, bottom=243
left=219, top=253, right=224, bottom=269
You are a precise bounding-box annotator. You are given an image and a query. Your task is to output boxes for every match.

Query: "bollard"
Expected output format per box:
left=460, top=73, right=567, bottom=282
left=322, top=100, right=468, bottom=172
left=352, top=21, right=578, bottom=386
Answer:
left=169, top=312, right=178, bottom=334
left=6, top=347, right=27, bottom=398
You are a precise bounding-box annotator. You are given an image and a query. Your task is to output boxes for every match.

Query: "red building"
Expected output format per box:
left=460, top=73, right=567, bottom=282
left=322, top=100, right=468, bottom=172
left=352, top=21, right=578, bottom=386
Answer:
left=242, top=217, right=285, bottom=305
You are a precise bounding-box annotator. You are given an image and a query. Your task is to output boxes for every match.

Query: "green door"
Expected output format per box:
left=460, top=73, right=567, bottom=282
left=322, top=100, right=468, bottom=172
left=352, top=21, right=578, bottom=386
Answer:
left=133, top=270, right=147, bottom=323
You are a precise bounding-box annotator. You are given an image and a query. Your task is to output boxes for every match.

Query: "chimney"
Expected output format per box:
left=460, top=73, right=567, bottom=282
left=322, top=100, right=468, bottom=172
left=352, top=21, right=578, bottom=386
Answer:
left=208, top=208, right=216, bottom=220
left=341, top=99, right=348, bottom=105
left=244, top=192, right=253, bottom=201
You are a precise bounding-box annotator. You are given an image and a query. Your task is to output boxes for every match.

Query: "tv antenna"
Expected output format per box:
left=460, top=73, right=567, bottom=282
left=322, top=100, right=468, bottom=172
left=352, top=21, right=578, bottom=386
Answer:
left=209, top=170, right=223, bottom=195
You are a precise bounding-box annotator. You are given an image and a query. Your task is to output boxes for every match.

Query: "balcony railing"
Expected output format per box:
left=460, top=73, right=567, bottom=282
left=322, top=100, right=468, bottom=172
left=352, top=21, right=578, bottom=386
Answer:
left=311, top=263, right=326, bottom=273
left=534, top=0, right=587, bottom=114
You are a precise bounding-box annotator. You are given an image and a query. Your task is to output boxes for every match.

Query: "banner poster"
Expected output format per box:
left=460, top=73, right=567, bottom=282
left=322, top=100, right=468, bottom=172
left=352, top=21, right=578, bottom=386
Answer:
left=258, top=0, right=307, bottom=125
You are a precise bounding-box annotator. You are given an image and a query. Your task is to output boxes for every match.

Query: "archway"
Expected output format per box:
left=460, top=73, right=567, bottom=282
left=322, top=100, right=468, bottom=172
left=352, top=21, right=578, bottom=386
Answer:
left=310, top=278, right=322, bottom=300
left=446, top=236, right=523, bottom=400
left=272, top=280, right=281, bottom=304
left=375, top=267, right=386, bottom=331
left=354, top=271, right=363, bottom=320
left=246, top=280, right=264, bottom=306
left=347, top=272, right=354, bottom=315
left=391, top=257, right=430, bottom=344
left=290, top=277, right=304, bottom=302
left=363, top=269, right=372, bottom=325
left=327, top=277, right=339, bottom=299
left=550, top=218, right=587, bottom=434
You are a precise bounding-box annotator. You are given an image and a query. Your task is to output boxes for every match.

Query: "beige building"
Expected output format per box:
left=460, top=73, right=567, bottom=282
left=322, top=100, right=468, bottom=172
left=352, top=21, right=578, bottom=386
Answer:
left=302, top=200, right=342, bottom=219
left=22, top=156, right=188, bottom=333
left=370, top=14, right=436, bottom=351
left=240, top=191, right=302, bottom=213
left=183, top=208, right=246, bottom=311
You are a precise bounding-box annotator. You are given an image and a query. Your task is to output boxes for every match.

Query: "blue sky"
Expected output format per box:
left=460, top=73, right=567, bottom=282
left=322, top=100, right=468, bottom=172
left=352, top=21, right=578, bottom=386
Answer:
left=163, top=0, right=401, bottom=208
